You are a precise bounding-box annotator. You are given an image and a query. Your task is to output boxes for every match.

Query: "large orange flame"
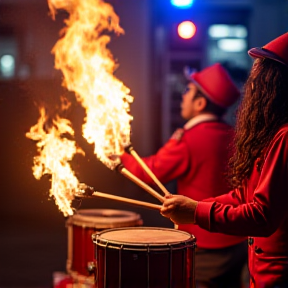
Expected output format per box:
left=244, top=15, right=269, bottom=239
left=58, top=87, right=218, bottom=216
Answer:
left=27, top=0, right=133, bottom=216
left=26, top=107, right=83, bottom=216
left=49, top=0, right=133, bottom=169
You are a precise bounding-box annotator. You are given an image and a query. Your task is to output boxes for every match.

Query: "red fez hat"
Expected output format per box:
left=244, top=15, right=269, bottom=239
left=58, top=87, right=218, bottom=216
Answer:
left=248, top=32, right=288, bottom=67
left=185, top=63, right=240, bottom=108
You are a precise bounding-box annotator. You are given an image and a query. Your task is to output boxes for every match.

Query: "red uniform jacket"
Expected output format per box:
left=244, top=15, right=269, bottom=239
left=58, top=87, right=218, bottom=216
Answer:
left=121, top=119, right=246, bottom=249
left=195, top=124, right=288, bottom=287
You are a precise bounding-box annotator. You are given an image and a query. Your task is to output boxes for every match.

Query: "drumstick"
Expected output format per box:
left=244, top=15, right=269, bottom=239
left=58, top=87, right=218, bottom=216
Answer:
left=125, top=145, right=170, bottom=196
left=75, top=185, right=162, bottom=211
left=116, top=164, right=165, bottom=203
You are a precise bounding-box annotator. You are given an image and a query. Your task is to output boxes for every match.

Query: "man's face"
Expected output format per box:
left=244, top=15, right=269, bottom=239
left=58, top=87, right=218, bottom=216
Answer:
left=180, top=82, right=199, bottom=120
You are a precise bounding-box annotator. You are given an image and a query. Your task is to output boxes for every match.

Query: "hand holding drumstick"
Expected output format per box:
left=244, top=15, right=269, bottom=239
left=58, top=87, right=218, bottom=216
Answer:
left=161, top=194, right=198, bottom=225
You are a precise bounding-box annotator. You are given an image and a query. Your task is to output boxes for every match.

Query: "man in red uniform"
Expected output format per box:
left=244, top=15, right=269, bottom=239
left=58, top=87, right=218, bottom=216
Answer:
left=120, top=63, right=247, bottom=287
left=161, top=32, right=288, bottom=288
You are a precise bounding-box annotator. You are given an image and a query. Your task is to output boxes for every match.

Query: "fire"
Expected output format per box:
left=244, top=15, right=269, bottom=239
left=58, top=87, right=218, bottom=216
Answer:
left=26, top=107, right=83, bottom=216
left=27, top=0, right=134, bottom=215
left=48, top=0, right=133, bottom=169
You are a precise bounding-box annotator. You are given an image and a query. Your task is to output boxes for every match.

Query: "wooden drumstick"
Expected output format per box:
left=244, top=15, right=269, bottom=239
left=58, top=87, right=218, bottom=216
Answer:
left=116, top=164, right=165, bottom=203
left=75, top=185, right=162, bottom=211
left=125, top=145, right=170, bottom=196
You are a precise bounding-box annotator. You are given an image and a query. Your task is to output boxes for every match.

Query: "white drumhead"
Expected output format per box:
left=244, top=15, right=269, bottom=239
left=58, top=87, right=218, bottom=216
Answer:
left=97, top=227, right=194, bottom=245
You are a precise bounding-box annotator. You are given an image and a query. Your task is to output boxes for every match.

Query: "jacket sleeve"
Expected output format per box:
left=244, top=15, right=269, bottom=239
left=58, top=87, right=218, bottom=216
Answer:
left=202, top=189, right=243, bottom=206
left=120, top=138, right=191, bottom=184
left=195, top=130, right=288, bottom=237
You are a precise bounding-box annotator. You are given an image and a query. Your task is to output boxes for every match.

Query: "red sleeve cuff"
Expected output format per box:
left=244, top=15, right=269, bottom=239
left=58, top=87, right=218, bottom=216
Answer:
left=195, top=201, right=214, bottom=231
left=120, top=152, right=132, bottom=165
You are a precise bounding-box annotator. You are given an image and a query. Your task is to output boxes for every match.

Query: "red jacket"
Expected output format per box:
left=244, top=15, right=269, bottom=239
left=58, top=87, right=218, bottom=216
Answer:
left=195, top=124, right=288, bottom=287
left=121, top=119, right=246, bottom=249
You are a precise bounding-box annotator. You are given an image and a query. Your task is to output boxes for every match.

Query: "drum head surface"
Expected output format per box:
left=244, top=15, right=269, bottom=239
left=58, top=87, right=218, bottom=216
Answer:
left=67, top=209, right=142, bottom=228
left=96, top=227, right=194, bottom=245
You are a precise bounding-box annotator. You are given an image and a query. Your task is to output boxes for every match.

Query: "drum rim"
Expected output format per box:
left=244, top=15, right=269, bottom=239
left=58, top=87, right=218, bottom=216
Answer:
left=66, top=209, right=142, bottom=228
left=93, top=226, right=196, bottom=248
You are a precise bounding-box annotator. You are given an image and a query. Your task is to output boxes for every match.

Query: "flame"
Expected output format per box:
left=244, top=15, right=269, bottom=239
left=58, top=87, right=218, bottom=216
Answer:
left=48, top=0, right=133, bottom=169
left=27, top=0, right=133, bottom=216
left=26, top=107, right=83, bottom=216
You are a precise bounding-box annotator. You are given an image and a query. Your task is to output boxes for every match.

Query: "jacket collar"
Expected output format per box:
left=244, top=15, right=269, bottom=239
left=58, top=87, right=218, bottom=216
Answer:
left=184, top=114, right=219, bottom=130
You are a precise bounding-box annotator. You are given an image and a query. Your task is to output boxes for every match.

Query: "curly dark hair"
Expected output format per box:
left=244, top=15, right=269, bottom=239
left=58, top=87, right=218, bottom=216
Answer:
left=228, top=57, right=288, bottom=190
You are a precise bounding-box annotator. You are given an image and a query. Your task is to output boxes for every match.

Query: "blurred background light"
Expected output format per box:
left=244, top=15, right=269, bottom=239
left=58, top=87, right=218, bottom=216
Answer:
left=171, top=0, right=194, bottom=9
left=209, top=24, right=247, bottom=39
left=0, top=54, right=15, bottom=78
left=177, top=21, right=197, bottom=39
left=217, top=38, right=247, bottom=52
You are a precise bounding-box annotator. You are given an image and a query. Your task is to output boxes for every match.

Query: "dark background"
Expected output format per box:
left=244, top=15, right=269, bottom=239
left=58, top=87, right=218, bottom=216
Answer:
left=0, top=0, right=287, bottom=287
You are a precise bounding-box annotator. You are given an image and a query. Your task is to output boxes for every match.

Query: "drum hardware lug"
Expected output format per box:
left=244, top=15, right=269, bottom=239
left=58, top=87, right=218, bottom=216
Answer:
left=87, top=260, right=98, bottom=285
left=87, top=261, right=97, bottom=275
left=91, top=232, right=99, bottom=242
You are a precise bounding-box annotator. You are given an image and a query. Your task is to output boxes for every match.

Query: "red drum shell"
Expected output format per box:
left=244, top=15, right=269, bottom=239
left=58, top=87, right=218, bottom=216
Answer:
left=66, top=209, right=143, bottom=281
left=93, top=227, right=196, bottom=288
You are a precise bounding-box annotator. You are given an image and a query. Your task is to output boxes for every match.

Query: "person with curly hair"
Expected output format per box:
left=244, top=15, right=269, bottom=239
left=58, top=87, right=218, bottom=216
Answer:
left=161, top=32, right=288, bottom=288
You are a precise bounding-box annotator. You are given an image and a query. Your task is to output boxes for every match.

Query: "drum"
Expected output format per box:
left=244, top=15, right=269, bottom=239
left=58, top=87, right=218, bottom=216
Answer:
left=93, top=227, right=196, bottom=288
left=66, top=209, right=143, bottom=284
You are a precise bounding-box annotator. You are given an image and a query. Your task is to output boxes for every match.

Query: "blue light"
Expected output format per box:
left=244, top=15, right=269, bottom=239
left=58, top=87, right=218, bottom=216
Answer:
left=171, top=0, right=194, bottom=9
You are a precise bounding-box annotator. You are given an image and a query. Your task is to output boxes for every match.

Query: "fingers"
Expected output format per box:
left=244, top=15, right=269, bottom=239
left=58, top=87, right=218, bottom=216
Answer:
left=161, top=202, right=175, bottom=212
left=161, top=195, right=176, bottom=218
left=161, top=194, right=180, bottom=219
left=162, top=196, right=176, bottom=208
left=160, top=200, right=175, bottom=219
left=160, top=205, right=172, bottom=214
left=160, top=210, right=170, bottom=218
